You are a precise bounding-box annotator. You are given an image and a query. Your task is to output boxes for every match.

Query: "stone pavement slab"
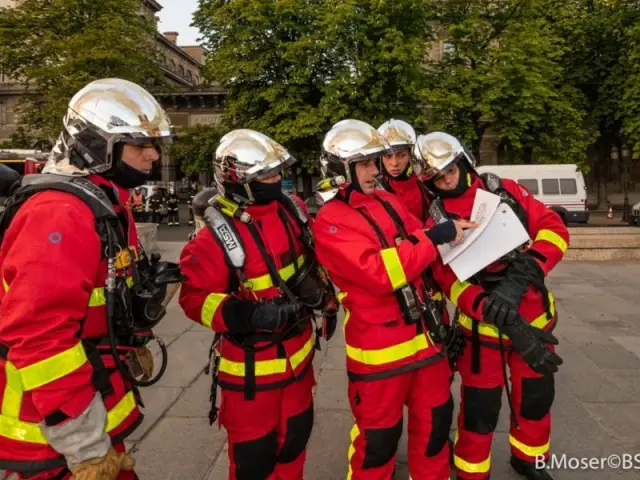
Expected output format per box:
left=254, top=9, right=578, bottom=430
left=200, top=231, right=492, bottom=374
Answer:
left=128, top=245, right=640, bottom=479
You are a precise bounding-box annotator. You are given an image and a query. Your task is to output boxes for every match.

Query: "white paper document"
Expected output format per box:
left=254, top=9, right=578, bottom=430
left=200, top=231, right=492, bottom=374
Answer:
left=438, top=190, right=531, bottom=281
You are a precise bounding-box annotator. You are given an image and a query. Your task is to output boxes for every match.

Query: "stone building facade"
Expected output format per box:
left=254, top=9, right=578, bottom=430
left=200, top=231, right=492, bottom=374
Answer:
left=0, top=0, right=226, bottom=184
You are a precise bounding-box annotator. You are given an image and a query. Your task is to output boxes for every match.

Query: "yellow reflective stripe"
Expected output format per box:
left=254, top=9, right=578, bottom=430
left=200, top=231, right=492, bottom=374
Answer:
left=346, top=424, right=360, bottom=480
left=0, top=390, right=137, bottom=445
left=453, top=430, right=491, bottom=473
left=380, top=248, right=407, bottom=290
left=454, top=453, right=491, bottom=474
left=450, top=280, right=471, bottom=306
left=510, top=434, right=550, bottom=457
left=218, top=331, right=315, bottom=377
left=244, top=255, right=305, bottom=291
left=2, top=278, right=8, bottom=292
left=88, top=277, right=134, bottom=307
left=2, top=362, right=22, bottom=418
left=289, top=330, right=315, bottom=370
left=535, top=229, right=568, bottom=253
left=432, top=292, right=443, bottom=301
left=19, top=343, right=87, bottom=391
left=105, top=391, right=137, bottom=432
left=346, top=333, right=428, bottom=366
left=337, top=292, right=350, bottom=329
left=458, top=292, right=556, bottom=338
left=201, top=293, right=228, bottom=329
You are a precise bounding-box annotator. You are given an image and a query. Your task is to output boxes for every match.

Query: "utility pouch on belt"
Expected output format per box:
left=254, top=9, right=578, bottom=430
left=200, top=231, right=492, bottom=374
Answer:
left=397, top=284, right=422, bottom=325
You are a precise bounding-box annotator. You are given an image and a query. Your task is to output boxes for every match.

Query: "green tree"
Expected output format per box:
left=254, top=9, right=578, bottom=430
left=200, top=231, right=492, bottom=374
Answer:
left=193, top=0, right=433, bottom=195
left=420, top=0, right=589, bottom=164
left=193, top=0, right=331, bottom=181
left=318, top=0, right=431, bottom=128
left=546, top=0, right=640, bottom=207
left=171, top=123, right=225, bottom=178
left=0, top=0, right=167, bottom=140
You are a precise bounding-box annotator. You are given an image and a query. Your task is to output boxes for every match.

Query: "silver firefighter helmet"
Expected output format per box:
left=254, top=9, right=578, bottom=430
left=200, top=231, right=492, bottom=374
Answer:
left=214, top=129, right=296, bottom=204
left=413, top=132, right=476, bottom=180
left=44, top=78, right=173, bottom=176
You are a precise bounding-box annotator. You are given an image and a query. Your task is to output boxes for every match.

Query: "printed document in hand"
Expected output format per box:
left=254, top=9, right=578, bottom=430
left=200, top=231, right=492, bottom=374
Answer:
left=438, top=189, right=531, bottom=281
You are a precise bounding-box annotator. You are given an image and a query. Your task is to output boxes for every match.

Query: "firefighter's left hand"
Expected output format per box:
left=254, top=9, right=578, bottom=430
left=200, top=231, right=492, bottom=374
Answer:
left=442, top=325, right=465, bottom=367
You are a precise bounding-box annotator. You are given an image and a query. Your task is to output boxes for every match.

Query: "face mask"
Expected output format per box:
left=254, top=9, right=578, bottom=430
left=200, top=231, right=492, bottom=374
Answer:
left=103, top=158, right=151, bottom=189
left=250, top=179, right=282, bottom=204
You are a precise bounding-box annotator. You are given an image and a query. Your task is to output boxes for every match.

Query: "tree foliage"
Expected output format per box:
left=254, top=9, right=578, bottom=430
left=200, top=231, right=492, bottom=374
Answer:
left=420, top=0, right=589, bottom=164
left=170, top=123, right=225, bottom=177
left=193, top=0, right=432, bottom=174
left=0, top=0, right=167, bottom=140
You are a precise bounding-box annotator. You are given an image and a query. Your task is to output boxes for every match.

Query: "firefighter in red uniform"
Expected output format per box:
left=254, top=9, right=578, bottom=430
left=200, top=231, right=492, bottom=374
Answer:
left=0, top=78, right=179, bottom=480
left=312, top=119, right=482, bottom=480
left=377, top=119, right=432, bottom=222
left=131, top=187, right=146, bottom=222
left=413, top=132, right=566, bottom=480
left=178, top=129, right=338, bottom=480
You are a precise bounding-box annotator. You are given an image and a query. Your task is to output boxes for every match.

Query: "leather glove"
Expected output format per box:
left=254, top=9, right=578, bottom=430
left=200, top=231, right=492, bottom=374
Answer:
left=486, top=252, right=544, bottom=315
left=250, top=300, right=302, bottom=331
left=442, top=324, right=466, bottom=368
left=498, top=316, right=563, bottom=375
left=70, top=447, right=135, bottom=480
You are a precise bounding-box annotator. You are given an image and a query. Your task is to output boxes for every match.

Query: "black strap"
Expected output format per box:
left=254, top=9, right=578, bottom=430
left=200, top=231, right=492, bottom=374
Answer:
left=83, top=341, right=115, bottom=398
left=246, top=221, right=298, bottom=303
left=471, top=320, right=481, bottom=374
left=244, top=350, right=256, bottom=401
left=276, top=205, right=301, bottom=277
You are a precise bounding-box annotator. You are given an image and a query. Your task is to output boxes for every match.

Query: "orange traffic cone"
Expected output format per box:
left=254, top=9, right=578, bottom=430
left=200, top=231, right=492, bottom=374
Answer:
left=608, top=205, right=614, bottom=219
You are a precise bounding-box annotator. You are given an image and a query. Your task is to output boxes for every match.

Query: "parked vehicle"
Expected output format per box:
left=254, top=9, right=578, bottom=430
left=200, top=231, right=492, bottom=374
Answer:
left=475, top=163, right=589, bottom=225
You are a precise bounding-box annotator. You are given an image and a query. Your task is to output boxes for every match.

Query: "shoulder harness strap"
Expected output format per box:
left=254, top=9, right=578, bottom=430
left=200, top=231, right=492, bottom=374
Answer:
left=203, top=204, right=246, bottom=292
left=0, top=174, right=118, bottom=245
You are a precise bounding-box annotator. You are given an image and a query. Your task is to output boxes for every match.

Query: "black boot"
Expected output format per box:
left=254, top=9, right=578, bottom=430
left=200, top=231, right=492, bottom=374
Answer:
left=510, top=455, right=555, bottom=480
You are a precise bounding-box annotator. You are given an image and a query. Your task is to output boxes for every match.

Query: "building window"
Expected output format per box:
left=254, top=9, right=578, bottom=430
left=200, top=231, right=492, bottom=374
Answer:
left=0, top=102, right=5, bottom=126
left=170, top=60, right=176, bottom=72
left=187, top=71, right=193, bottom=83
left=179, top=65, right=185, bottom=77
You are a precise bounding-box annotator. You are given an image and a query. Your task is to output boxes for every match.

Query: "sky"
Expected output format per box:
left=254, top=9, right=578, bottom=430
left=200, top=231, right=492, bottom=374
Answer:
left=156, top=0, right=203, bottom=46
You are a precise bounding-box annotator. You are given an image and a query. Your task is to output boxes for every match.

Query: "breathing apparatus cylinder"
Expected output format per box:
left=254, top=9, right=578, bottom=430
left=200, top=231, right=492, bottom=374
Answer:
left=191, top=187, right=219, bottom=235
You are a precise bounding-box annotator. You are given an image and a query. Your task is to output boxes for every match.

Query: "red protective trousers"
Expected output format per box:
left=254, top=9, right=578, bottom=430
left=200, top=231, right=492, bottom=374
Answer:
left=453, top=341, right=554, bottom=479
left=15, top=442, right=136, bottom=480
left=219, top=367, right=316, bottom=480
left=346, top=358, right=453, bottom=480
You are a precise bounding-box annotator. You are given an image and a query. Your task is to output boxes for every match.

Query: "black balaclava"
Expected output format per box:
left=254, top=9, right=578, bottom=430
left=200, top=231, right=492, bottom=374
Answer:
left=250, top=179, right=283, bottom=205
left=224, top=179, right=283, bottom=205
left=427, top=160, right=473, bottom=199
left=102, top=143, right=152, bottom=189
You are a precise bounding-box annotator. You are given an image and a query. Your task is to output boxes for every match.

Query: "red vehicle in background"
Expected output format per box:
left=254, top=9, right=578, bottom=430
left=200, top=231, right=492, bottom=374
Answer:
left=0, top=149, right=48, bottom=176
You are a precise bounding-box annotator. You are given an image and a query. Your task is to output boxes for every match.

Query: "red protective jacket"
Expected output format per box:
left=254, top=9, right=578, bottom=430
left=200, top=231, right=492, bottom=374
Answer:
left=435, top=175, right=570, bottom=345
left=179, top=197, right=315, bottom=393
left=383, top=173, right=432, bottom=223
left=312, top=188, right=485, bottom=380
left=0, top=175, right=142, bottom=474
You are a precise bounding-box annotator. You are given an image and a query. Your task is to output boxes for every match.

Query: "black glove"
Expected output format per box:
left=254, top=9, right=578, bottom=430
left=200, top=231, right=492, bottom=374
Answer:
left=497, top=315, right=563, bottom=375
left=323, top=312, right=338, bottom=341
left=250, top=300, right=302, bottom=332
left=487, top=252, right=544, bottom=313
left=442, top=324, right=465, bottom=367
left=425, top=220, right=457, bottom=246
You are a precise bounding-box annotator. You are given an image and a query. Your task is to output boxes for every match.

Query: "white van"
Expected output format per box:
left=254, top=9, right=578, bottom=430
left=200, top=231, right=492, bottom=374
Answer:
left=475, top=164, right=589, bottom=224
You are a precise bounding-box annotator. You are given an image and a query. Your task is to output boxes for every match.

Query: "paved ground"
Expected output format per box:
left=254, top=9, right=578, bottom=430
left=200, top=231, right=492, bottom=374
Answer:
left=122, top=241, right=640, bottom=479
